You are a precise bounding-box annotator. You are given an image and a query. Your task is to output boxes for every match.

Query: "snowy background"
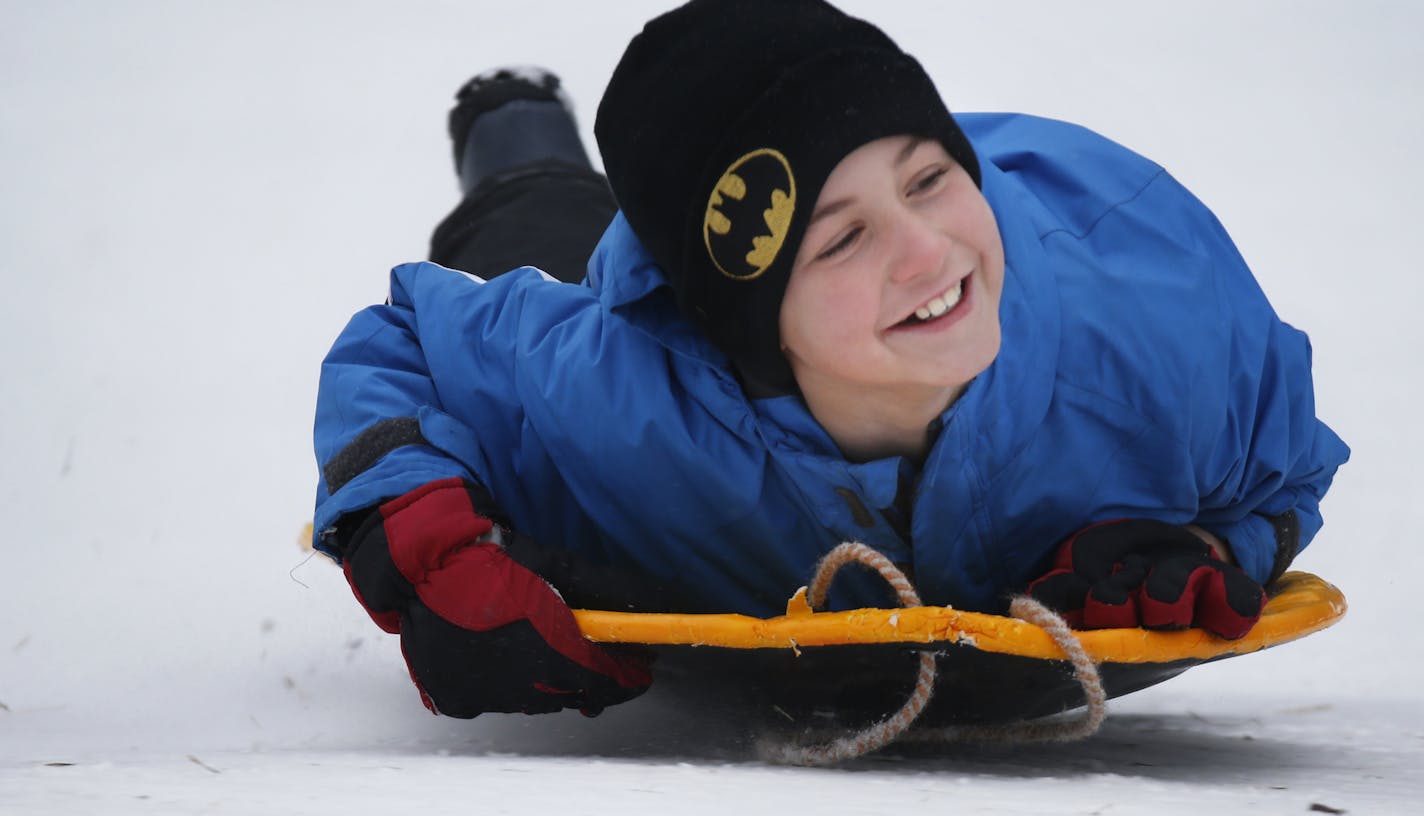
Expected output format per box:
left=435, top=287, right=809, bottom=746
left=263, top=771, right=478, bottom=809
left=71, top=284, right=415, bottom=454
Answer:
left=3, top=0, right=1421, bottom=812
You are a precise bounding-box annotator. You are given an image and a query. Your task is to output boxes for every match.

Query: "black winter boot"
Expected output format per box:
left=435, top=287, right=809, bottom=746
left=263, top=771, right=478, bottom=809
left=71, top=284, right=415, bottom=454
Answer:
left=448, top=67, right=593, bottom=194
left=430, top=67, right=617, bottom=284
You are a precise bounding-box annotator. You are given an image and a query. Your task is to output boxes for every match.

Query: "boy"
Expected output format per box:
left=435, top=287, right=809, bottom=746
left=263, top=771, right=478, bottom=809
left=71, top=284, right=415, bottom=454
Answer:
left=313, top=0, right=1348, bottom=719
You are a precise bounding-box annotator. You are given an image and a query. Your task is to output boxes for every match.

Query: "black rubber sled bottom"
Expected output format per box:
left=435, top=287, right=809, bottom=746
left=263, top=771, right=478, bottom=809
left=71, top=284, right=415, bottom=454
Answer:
left=650, top=641, right=1197, bottom=728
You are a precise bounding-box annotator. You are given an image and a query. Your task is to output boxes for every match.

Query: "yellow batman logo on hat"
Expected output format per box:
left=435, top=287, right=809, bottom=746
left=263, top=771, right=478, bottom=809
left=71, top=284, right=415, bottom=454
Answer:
left=703, top=148, right=796, bottom=281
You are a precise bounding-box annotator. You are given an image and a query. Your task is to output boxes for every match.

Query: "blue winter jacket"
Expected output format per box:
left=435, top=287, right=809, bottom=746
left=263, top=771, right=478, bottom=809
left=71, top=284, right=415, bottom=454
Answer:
left=313, top=113, right=1349, bottom=616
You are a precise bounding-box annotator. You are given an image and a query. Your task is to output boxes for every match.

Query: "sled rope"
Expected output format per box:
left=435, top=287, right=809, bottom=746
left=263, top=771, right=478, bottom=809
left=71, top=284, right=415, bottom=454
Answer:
left=763, top=541, right=1105, bottom=766
left=806, top=540, right=921, bottom=609
left=901, top=595, right=1107, bottom=746
left=762, top=541, right=935, bottom=766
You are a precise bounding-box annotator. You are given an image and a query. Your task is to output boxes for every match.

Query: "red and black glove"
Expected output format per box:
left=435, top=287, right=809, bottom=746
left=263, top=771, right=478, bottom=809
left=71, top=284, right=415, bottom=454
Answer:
left=338, top=477, right=651, bottom=717
left=1026, top=519, right=1267, bottom=639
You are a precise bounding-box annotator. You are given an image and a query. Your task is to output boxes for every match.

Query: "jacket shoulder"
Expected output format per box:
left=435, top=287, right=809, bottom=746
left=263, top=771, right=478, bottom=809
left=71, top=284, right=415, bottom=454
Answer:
left=961, top=116, right=1243, bottom=433
left=959, top=112, right=1165, bottom=237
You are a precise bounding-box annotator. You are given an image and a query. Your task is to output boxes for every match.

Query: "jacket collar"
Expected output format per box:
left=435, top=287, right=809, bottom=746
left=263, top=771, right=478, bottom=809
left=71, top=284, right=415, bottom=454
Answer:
left=586, top=212, right=731, bottom=367
left=585, top=212, right=666, bottom=308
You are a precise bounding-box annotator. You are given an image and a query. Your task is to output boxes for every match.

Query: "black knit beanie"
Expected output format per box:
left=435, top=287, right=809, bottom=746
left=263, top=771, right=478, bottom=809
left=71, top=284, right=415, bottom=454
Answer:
left=595, top=0, right=980, bottom=395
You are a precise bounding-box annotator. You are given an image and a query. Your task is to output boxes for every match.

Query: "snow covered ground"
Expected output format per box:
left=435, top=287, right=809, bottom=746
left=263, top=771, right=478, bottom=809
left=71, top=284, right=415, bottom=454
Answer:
left=3, top=1, right=1421, bottom=812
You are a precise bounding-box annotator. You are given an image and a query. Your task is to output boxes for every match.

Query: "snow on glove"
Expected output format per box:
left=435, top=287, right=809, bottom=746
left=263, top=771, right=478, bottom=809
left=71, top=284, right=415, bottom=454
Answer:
left=339, top=477, right=652, bottom=717
left=1026, top=519, right=1267, bottom=639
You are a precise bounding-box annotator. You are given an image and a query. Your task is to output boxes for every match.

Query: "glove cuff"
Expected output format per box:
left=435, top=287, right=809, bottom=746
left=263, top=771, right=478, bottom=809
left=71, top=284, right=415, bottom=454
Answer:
left=1265, top=510, right=1300, bottom=587
left=379, top=478, right=497, bottom=585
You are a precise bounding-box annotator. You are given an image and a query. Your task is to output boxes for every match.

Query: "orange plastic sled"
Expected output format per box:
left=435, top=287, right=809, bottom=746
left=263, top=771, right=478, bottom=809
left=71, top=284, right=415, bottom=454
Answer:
left=571, top=572, right=1345, bottom=725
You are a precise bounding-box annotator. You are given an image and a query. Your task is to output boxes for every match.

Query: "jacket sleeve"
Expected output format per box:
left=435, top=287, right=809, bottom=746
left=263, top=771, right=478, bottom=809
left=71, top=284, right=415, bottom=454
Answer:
left=311, top=262, right=567, bottom=559
left=1172, top=180, right=1351, bottom=585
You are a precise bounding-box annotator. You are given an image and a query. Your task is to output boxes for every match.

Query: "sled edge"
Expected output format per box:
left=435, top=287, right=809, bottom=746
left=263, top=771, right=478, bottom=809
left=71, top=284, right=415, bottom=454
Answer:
left=573, top=571, right=1345, bottom=664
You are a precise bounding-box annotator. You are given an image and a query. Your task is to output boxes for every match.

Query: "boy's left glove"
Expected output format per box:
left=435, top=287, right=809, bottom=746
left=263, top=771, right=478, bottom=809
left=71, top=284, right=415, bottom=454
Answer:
left=339, top=477, right=651, bottom=717
left=1025, top=519, right=1267, bottom=639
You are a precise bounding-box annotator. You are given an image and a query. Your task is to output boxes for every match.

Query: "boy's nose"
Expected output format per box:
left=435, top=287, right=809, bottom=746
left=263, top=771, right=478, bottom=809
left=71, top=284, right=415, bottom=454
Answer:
left=888, top=214, right=953, bottom=284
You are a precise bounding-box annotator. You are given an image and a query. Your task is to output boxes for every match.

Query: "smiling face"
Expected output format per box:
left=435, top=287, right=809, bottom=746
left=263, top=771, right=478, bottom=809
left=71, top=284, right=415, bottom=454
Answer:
left=779, top=135, right=1005, bottom=426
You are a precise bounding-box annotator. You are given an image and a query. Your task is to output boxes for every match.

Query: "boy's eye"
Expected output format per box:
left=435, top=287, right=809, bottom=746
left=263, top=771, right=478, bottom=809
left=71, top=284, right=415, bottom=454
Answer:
left=816, top=226, right=862, bottom=261
left=908, top=167, right=948, bottom=195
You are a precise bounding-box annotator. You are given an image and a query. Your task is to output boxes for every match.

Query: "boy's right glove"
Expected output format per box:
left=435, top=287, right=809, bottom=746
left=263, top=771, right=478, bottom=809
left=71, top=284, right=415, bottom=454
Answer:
left=339, top=477, right=651, bottom=718
left=1025, top=519, right=1267, bottom=640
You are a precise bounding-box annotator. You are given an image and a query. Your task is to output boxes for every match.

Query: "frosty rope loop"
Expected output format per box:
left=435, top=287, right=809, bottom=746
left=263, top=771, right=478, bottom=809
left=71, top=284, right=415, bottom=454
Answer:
left=763, top=541, right=1106, bottom=766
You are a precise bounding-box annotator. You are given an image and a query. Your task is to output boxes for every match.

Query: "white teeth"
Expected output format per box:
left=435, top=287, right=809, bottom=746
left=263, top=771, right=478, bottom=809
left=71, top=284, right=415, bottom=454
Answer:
left=913, top=281, right=964, bottom=321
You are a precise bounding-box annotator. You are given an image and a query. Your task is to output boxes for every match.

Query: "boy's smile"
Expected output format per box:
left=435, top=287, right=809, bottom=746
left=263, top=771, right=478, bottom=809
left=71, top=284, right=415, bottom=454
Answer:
left=891, top=273, right=973, bottom=331
left=902, top=277, right=964, bottom=325
left=778, top=134, right=1004, bottom=459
